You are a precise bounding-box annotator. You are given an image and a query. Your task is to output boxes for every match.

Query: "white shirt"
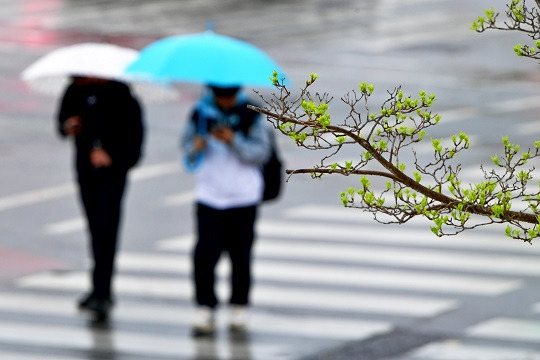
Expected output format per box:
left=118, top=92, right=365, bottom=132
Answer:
left=195, top=137, right=264, bottom=209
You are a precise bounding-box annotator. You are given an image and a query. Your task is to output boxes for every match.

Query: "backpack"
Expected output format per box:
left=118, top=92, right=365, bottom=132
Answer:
left=261, top=127, right=283, bottom=202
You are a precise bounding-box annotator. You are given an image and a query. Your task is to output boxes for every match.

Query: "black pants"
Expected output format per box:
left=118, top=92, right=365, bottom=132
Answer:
left=194, top=203, right=257, bottom=308
left=78, top=169, right=127, bottom=299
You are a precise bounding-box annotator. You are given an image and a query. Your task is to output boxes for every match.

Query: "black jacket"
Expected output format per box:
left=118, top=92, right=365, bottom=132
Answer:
left=57, top=80, right=144, bottom=176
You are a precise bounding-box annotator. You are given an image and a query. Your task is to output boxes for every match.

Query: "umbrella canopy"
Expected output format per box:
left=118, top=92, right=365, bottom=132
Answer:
left=21, top=42, right=178, bottom=103
left=125, top=31, right=287, bottom=88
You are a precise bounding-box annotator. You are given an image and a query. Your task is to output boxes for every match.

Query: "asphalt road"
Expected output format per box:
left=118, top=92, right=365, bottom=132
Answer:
left=1, top=0, right=540, bottom=359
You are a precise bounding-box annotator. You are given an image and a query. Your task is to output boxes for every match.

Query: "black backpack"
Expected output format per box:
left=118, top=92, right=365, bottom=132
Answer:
left=261, top=128, right=283, bottom=202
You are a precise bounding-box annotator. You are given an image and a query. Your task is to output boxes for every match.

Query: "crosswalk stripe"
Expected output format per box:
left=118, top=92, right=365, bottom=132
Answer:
left=129, top=161, right=180, bottom=180
left=158, top=235, right=540, bottom=277
left=353, top=9, right=471, bottom=54
left=162, top=190, right=195, bottom=206
left=0, top=319, right=281, bottom=358
left=0, top=183, right=75, bottom=212
left=438, top=95, right=540, bottom=124
left=466, top=318, right=540, bottom=343
left=0, top=161, right=179, bottom=213
left=0, top=353, right=82, bottom=360
left=0, top=293, right=391, bottom=341
left=16, top=271, right=457, bottom=317
left=40, top=206, right=535, bottom=249
left=43, top=217, right=85, bottom=235
left=405, top=340, right=540, bottom=360
left=116, top=253, right=522, bottom=296
left=259, top=241, right=540, bottom=276
left=257, top=217, right=537, bottom=254
left=516, top=120, right=540, bottom=135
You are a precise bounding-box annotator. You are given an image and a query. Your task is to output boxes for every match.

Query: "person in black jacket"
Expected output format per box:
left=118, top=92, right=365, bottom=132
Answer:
left=57, top=76, right=144, bottom=317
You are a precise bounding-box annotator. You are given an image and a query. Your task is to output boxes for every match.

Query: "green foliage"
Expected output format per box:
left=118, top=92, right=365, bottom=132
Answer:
left=269, top=70, right=280, bottom=86
left=473, top=0, right=540, bottom=61
left=253, top=25, right=540, bottom=242
left=359, top=81, right=375, bottom=95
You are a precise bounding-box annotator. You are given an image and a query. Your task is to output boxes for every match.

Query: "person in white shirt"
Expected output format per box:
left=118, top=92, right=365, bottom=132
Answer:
left=181, top=85, right=271, bottom=336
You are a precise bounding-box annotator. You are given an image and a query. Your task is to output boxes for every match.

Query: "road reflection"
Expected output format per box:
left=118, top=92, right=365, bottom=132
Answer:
left=88, top=317, right=117, bottom=360
left=194, top=331, right=253, bottom=360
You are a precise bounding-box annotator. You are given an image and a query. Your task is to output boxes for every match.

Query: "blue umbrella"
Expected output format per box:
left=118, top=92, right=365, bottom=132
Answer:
left=126, top=31, right=287, bottom=88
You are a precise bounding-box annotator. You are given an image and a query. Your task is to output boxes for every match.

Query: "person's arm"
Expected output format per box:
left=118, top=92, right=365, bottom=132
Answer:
left=101, top=91, right=145, bottom=171
left=57, top=84, right=82, bottom=137
left=181, top=110, right=206, bottom=156
left=229, top=118, right=271, bottom=165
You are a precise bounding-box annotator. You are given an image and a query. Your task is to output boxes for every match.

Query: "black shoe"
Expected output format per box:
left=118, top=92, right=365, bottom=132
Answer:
left=77, top=293, right=94, bottom=310
left=77, top=293, right=113, bottom=314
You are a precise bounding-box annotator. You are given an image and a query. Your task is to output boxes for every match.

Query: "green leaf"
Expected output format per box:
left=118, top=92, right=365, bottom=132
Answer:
left=365, top=192, right=375, bottom=204
left=307, top=73, right=319, bottom=85
left=269, top=70, right=279, bottom=86
left=360, top=176, right=371, bottom=188
left=484, top=7, right=495, bottom=22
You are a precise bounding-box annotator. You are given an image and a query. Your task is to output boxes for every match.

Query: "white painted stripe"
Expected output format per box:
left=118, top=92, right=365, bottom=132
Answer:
left=158, top=236, right=192, bottom=250
left=0, top=320, right=279, bottom=358
left=162, top=190, right=195, bottom=206
left=0, top=293, right=391, bottom=341
left=438, top=107, right=481, bottom=123
left=16, top=271, right=457, bottom=317
left=39, top=167, right=188, bottom=235
left=159, top=235, right=540, bottom=276
left=0, top=183, right=75, bottom=212
left=407, top=340, right=540, bottom=360
left=467, top=318, right=540, bottom=343
left=363, top=28, right=470, bottom=54
left=0, top=353, right=82, bottom=360
left=516, top=121, right=540, bottom=135
left=490, top=96, right=540, bottom=113
left=431, top=95, right=540, bottom=124
left=159, top=234, right=193, bottom=247
left=256, top=216, right=540, bottom=254
left=43, top=217, right=85, bottom=235
left=117, top=252, right=522, bottom=296
left=0, top=161, right=179, bottom=212
left=129, top=161, right=180, bottom=181
left=258, top=241, right=540, bottom=276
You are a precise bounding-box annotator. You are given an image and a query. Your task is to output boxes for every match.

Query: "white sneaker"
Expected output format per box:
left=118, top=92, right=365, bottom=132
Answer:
left=229, top=305, right=248, bottom=332
left=192, top=306, right=215, bottom=336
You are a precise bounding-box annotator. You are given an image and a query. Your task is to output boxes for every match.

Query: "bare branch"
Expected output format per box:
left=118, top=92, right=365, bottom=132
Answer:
left=250, top=74, right=540, bottom=242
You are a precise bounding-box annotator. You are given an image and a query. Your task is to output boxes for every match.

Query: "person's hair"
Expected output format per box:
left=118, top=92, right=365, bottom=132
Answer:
left=209, top=85, right=240, bottom=97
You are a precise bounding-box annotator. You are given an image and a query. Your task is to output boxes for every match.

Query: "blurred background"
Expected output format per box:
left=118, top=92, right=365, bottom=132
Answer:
left=1, top=0, right=540, bottom=359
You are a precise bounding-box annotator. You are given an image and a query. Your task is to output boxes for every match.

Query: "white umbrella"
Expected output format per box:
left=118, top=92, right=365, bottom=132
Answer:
left=21, top=42, right=179, bottom=103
